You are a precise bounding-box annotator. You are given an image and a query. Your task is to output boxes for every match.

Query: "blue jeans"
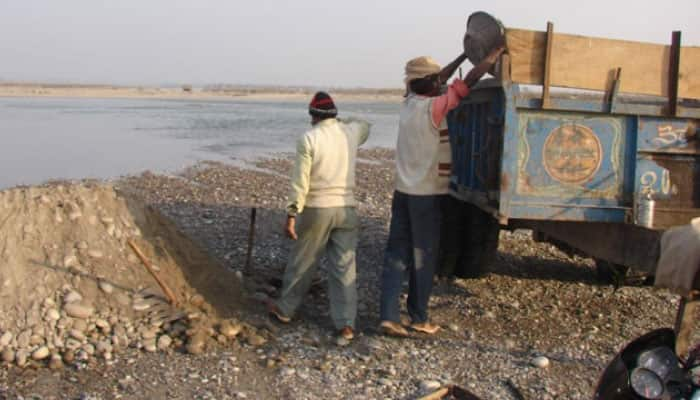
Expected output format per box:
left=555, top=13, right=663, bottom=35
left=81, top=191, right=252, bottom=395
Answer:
left=380, top=191, right=441, bottom=324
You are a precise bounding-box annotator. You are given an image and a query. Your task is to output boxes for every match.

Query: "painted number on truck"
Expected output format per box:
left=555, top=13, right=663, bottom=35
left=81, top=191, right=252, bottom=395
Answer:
left=543, top=124, right=603, bottom=184
left=640, top=170, right=672, bottom=195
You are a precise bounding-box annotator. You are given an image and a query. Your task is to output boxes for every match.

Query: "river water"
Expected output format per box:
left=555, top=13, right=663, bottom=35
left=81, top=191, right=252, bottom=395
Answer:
left=0, top=97, right=399, bottom=189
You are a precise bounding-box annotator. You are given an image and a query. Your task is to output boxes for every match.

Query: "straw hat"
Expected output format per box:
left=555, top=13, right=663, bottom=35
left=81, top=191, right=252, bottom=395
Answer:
left=404, top=56, right=441, bottom=84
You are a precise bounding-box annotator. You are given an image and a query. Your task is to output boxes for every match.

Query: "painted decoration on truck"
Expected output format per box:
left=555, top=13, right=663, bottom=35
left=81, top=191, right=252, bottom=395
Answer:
left=516, top=113, right=624, bottom=199
left=637, top=117, right=699, bottom=153
left=542, top=124, right=602, bottom=184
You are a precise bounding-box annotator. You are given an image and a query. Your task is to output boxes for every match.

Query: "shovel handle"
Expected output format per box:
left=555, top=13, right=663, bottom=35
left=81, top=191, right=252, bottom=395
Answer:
left=127, top=239, right=178, bottom=305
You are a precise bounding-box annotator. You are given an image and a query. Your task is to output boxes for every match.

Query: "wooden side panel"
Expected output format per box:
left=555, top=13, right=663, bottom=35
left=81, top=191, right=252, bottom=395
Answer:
left=505, top=28, right=700, bottom=99
left=680, top=47, right=700, bottom=99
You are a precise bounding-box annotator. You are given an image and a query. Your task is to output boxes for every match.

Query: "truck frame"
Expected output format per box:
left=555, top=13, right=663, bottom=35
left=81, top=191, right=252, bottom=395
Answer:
left=447, top=25, right=699, bottom=280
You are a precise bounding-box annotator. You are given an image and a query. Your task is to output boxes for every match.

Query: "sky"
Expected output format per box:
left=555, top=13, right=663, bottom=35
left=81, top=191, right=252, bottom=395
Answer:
left=0, top=0, right=698, bottom=88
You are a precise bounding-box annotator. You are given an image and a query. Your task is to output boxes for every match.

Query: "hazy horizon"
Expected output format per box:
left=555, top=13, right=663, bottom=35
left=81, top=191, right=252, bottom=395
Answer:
left=1, top=1, right=698, bottom=88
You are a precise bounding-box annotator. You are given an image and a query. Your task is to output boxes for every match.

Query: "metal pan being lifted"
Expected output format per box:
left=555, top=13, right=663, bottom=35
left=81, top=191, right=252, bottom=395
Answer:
left=463, top=11, right=505, bottom=66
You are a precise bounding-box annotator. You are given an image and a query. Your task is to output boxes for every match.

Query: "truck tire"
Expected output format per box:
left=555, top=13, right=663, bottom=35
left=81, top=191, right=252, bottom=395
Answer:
left=452, top=204, right=500, bottom=279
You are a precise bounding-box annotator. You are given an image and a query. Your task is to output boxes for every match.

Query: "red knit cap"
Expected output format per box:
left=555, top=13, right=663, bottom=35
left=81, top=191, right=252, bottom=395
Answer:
left=308, top=91, right=338, bottom=118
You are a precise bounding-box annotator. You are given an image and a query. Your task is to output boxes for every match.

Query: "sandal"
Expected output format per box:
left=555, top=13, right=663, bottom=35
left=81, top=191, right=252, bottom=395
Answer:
left=379, top=320, right=409, bottom=337
left=266, top=300, right=291, bottom=324
left=410, top=322, right=441, bottom=335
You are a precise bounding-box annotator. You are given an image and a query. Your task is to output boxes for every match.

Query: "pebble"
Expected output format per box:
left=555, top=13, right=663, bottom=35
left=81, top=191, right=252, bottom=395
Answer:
left=378, top=378, right=393, bottom=386
left=30, top=335, right=44, bottom=346
left=64, top=302, right=94, bottom=319
left=63, top=350, right=75, bottom=364
left=157, top=335, right=172, bottom=350
left=48, top=354, right=63, bottom=369
left=143, top=340, right=157, bottom=353
left=83, top=343, right=96, bottom=356
left=280, top=367, right=295, bottom=377
left=190, top=294, right=205, bottom=307
left=532, top=356, right=550, bottom=368
left=448, top=323, right=460, bottom=332
left=246, top=334, right=267, bottom=347
left=65, top=339, right=82, bottom=350
left=98, top=281, right=114, bottom=294
left=141, top=329, right=158, bottom=340
left=219, top=320, right=242, bottom=338
left=88, top=249, right=104, bottom=259
left=132, top=301, right=151, bottom=311
left=17, top=330, right=31, bottom=348
left=68, top=211, right=83, bottom=221
left=54, top=209, right=64, bottom=223
left=96, top=341, right=112, bottom=354
left=1, top=348, right=15, bottom=363
left=186, top=332, right=207, bottom=355
left=95, top=319, right=110, bottom=330
left=76, top=241, right=89, bottom=250
left=419, top=380, right=442, bottom=392
left=32, top=346, right=50, bottom=360
left=0, top=331, right=13, bottom=347
left=63, top=255, right=78, bottom=268
left=73, top=319, right=88, bottom=332
left=16, top=350, right=28, bottom=367
left=115, top=293, right=131, bottom=306
left=46, top=309, right=61, bottom=321
left=64, top=291, right=83, bottom=304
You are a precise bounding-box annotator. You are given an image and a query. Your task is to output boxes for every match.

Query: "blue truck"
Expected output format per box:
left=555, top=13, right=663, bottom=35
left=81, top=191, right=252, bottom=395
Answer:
left=446, top=36, right=700, bottom=281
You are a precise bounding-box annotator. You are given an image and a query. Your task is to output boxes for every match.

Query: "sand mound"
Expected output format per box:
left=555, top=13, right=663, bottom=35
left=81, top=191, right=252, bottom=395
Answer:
left=0, top=183, right=251, bottom=368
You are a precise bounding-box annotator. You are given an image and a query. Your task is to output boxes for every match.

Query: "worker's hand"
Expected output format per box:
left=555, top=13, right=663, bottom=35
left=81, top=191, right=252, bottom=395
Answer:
left=485, top=45, right=506, bottom=64
left=285, top=216, right=298, bottom=240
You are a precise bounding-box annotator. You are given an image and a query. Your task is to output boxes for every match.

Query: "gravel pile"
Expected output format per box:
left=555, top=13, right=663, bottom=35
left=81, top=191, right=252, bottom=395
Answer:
left=1, top=149, right=694, bottom=399
left=0, top=183, right=260, bottom=374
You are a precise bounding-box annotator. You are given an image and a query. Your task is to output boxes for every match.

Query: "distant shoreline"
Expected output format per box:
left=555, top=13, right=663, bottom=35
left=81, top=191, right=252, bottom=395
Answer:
left=0, top=83, right=403, bottom=103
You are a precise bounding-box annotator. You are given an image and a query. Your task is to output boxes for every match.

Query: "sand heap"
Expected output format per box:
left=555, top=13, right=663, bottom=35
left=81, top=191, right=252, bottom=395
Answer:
left=0, top=183, right=256, bottom=369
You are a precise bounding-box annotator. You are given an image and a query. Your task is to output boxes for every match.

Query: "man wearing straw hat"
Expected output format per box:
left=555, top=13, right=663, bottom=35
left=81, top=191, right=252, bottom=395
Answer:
left=379, top=46, right=505, bottom=337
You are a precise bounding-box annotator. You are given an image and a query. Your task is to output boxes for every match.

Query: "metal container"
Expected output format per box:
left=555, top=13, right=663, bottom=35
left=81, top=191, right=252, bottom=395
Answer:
left=635, top=193, right=656, bottom=228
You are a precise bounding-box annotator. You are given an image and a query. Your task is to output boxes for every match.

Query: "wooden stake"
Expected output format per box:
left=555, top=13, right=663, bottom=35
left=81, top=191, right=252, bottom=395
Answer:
left=541, top=21, right=554, bottom=109
left=245, top=207, right=257, bottom=274
left=127, top=239, right=178, bottom=305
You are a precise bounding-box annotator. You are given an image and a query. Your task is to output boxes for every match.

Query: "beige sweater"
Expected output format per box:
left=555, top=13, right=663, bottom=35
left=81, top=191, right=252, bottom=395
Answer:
left=286, top=118, right=370, bottom=215
left=395, top=94, right=450, bottom=195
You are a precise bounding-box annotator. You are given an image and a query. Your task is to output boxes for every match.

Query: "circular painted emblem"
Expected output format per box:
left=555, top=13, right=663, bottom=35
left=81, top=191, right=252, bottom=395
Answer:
left=543, top=124, right=602, bottom=184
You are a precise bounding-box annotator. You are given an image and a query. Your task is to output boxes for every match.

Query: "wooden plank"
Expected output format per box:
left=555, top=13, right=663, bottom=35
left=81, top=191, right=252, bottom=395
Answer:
left=668, top=31, right=681, bottom=116
left=505, top=28, right=700, bottom=99
left=541, top=22, right=554, bottom=108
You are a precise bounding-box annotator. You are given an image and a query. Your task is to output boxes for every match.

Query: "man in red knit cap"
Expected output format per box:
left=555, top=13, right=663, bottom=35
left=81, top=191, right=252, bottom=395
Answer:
left=268, top=91, right=370, bottom=343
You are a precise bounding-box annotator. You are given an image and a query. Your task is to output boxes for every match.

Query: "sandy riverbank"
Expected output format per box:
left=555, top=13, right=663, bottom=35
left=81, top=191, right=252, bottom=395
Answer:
left=1, top=150, right=689, bottom=399
left=0, top=83, right=403, bottom=103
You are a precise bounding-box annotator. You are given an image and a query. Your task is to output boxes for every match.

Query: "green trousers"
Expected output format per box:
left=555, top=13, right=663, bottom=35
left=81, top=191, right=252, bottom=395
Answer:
left=275, top=206, right=359, bottom=329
